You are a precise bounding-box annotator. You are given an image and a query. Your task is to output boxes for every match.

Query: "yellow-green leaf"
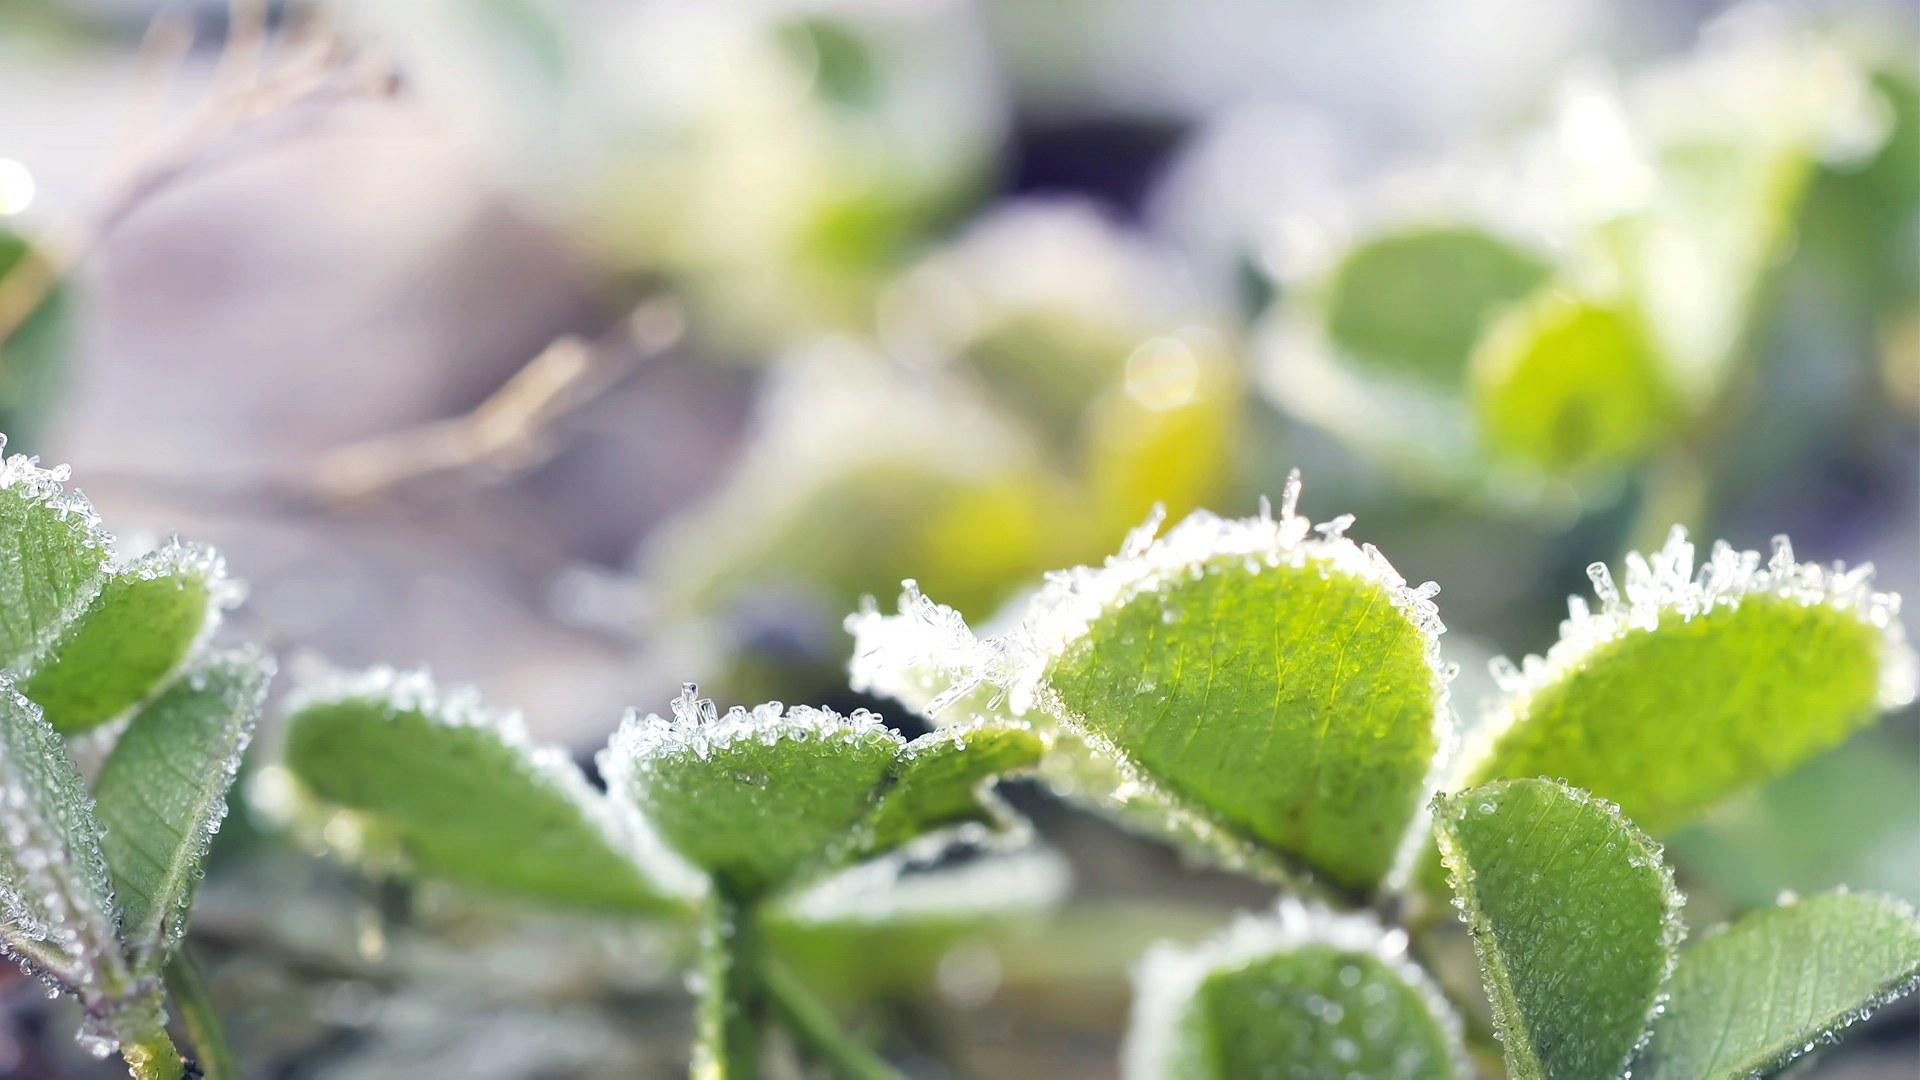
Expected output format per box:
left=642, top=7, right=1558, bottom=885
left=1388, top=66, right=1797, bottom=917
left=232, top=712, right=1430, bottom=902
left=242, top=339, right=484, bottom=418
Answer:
left=1456, top=528, right=1916, bottom=835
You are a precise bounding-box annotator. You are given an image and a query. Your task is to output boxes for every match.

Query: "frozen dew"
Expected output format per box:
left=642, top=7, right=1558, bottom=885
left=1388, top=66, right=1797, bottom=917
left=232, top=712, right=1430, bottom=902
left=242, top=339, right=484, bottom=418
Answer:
left=848, top=469, right=1460, bottom=894
left=287, top=663, right=705, bottom=904
left=1124, top=897, right=1469, bottom=1080
left=602, top=683, right=900, bottom=773
left=1454, top=526, right=1920, bottom=787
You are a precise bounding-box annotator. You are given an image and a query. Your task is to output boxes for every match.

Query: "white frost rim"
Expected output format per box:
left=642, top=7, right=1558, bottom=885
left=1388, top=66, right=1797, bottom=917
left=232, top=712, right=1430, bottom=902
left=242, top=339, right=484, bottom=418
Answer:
left=1451, top=525, right=1919, bottom=789
left=285, top=665, right=706, bottom=904
left=850, top=470, right=1459, bottom=891
left=1123, top=897, right=1470, bottom=1079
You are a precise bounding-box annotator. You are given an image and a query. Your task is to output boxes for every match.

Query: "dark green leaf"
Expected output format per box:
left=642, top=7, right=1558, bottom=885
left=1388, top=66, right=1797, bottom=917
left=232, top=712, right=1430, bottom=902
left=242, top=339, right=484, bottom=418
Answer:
left=1639, top=890, right=1920, bottom=1079
left=1434, top=779, right=1684, bottom=1080
left=93, top=648, right=272, bottom=971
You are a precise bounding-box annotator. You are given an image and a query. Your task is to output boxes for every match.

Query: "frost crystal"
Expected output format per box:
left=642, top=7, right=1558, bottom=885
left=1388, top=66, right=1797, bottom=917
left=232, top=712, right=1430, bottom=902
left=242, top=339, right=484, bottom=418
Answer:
left=1124, top=898, right=1469, bottom=1080
left=0, top=438, right=244, bottom=716
left=285, top=665, right=705, bottom=903
left=850, top=470, right=1457, bottom=890
left=1455, top=525, right=1918, bottom=784
left=599, top=683, right=903, bottom=774
left=1434, top=781, right=1688, bottom=1070
left=0, top=681, right=130, bottom=1004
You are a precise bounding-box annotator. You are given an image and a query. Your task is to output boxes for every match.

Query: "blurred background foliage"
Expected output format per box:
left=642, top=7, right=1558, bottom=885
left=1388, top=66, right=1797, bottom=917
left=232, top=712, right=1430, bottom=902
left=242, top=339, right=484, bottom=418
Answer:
left=0, top=0, right=1914, bottom=1076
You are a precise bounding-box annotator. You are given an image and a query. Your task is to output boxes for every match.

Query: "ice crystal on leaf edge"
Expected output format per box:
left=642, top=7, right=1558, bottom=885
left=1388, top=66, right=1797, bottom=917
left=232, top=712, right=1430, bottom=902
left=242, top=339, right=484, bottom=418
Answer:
left=1123, top=897, right=1470, bottom=1080
left=1449, top=524, right=1919, bottom=791
left=849, top=470, right=1460, bottom=892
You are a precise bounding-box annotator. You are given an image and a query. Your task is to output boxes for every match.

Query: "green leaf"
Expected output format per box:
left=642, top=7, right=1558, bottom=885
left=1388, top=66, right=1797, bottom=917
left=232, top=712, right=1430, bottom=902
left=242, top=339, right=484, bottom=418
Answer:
left=1638, top=890, right=1920, bottom=1080
left=604, top=691, right=903, bottom=899
left=1471, top=293, right=1679, bottom=477
left=1125, top=900, right=1467, bottom=1079
left=853, top=721, right=1042, bottom=858
left=0, top=681, right=129, bottom=994
left=1434, top=779, right=1685, bottom=1080
left=851, top=474, right=1453, bottom=891
left=0, top=449, right=238, bottom=735
left=280, top=667, right=691, bottom=915
left=93, top=648, right=273, bottom=972
left=1455, top=529, right=1917, bottom=835
left=25, top=545, right=234, bottom=734
left=1323, top=225, right=1553, bottom=387
left=603, top=689, right=1041, bottom=900
left=0, top=448, right=111, bottom=670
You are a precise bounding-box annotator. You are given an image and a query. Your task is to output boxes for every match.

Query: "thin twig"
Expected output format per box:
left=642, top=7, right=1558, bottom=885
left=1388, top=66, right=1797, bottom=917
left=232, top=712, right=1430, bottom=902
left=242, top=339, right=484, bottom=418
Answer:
left=305, top=297, right=685, bottom=503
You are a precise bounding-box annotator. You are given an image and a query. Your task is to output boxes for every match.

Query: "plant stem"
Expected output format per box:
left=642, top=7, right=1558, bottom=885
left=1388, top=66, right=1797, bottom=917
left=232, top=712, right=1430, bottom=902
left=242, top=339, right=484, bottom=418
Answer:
left=118, top=1021, right=186, bottom=1080
left=762, top=955, right=905, bottom=1080
left=693, top=892, right=763, bottom=1080
left=164, top=950, right=237, bottom=1079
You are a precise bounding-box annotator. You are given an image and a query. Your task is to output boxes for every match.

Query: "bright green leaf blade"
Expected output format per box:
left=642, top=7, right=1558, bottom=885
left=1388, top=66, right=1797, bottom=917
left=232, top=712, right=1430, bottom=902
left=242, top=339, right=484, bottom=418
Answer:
left=855, top=722, right=1042, bottom=858
left=0, top=449, right=110, bottom=671
left=282, top=667, right=688, bottom=915
left=1434, top=779, right=1685, bottom=1080
left=24, top=545, right=234, bottom=734
left=1324, top=225, right=1553, bottom=387
left=1458, top=530, right=1917, bottom=835
left=1010, top=485, right=1449, bottom=890
left=1471, top=293, right=1679, bottom=477
left=93, top=647, right=272, bottom=971
left=602, top=689, right=903, bottom=898
left=1639, top=890, right=1920, bottom=1079
left=1125, top=900, right=1468, bottom=1079
left=0, top=681, right=127, bottom=990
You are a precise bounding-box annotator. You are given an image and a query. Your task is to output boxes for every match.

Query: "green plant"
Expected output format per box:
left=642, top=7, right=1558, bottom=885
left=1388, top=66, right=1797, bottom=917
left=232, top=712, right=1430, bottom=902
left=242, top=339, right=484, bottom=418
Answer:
left=850, top=471, right=1919, bottom=1078
left=0, top=440, right=269, bottom=1079
left=3, top=435, right=1914, bottom=1080
left=273, top=669, right=1043, bottom=1078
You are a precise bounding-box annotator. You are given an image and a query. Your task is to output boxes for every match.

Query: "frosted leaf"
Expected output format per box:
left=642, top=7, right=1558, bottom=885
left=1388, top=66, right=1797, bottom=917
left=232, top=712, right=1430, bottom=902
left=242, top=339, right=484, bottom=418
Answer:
left=602, top=686, right=1040, bottom=899
left=0, top=438, right=242, bottom=735
left=1638, top=890, right=1920, bottom=1079
left=21, top=540, right=243, bottom=736
left=92, top=647, right=273, bottom=973
left=1125, top=898, right=1468, bottom=1079
left=852, top=471, right=1456, bottom=892
left=1434, top=779, right=1686, bottom=1080
left=1453, top=526, right=1917, bottom=835
left=281, top=664, right=702, bottom=914
left=0, top=680, right=133, bottom=1006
